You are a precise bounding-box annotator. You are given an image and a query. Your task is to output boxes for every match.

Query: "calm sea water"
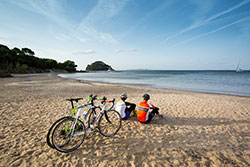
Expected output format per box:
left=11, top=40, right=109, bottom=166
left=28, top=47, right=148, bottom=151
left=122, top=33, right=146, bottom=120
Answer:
left=58, top=70, right=250, bottom=96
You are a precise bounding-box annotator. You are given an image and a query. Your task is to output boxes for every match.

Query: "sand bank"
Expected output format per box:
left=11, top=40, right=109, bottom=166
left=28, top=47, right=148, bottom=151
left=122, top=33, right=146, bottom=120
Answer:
left=0, top=73, right=249, bottom=166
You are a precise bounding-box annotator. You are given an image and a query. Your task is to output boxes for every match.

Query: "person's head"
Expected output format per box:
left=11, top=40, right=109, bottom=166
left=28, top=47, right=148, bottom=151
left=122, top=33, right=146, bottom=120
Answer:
left=143, top=94, right=150, bottom=101
left=120, top=93, right=127, bottom=101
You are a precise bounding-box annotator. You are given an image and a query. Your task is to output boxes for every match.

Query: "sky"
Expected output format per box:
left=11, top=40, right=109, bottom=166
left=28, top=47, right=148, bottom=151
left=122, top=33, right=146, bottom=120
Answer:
left=0, top=0, right=250, bottom=70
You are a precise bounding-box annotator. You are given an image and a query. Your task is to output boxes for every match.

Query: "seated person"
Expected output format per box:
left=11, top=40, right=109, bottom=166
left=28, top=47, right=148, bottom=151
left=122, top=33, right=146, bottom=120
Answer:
left=116, top=93, right=136, bottom=120
left=137, top=94, right=163, bottom=124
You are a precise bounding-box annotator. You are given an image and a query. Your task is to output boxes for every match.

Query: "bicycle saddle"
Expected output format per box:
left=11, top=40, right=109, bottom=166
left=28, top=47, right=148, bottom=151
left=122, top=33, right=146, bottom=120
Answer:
left=66, top=98, right=83, bottom=102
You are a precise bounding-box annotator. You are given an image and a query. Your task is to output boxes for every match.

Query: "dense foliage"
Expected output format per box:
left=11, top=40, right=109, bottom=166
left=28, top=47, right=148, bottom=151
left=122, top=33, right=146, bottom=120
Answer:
left=0, top=44, right=77, bottom=74
left=86, top=61, right=114, bottom=71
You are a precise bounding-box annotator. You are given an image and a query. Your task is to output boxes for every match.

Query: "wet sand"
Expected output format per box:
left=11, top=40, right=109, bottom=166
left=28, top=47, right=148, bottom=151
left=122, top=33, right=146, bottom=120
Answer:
left=0, top=73, right=249, bottom=167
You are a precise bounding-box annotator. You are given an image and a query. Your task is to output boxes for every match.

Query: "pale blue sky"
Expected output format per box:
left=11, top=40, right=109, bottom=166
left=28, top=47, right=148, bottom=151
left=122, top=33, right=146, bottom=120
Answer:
left=1, top=0, right=250, bottom=70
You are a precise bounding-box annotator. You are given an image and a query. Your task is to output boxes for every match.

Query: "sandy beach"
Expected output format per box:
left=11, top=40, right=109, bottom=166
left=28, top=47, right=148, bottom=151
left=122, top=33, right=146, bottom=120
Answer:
left=0, top=73, right=249, bottom=167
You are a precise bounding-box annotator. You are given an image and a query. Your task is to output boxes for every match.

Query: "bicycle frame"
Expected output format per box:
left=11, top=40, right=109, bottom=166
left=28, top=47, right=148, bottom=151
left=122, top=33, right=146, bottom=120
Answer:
left=68, top=101, right=96, bottom=137
left=71, top=99, right=114, bottom=136
left=88, top=102, right=107, bottom=129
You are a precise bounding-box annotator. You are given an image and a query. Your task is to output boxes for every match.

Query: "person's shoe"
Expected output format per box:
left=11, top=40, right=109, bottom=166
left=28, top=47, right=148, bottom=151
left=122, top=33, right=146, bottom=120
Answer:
left=159, top=114, right=165, bottom=118
left=131, top=110, right=137, bottom=117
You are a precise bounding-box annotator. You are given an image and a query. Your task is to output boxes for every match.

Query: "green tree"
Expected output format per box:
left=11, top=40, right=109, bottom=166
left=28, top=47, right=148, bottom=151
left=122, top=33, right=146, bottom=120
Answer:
left=11, top=47, right=23, bottom=55
left=0, top=44, right=10, bottom=54
left=21, top=48, right=35, bottom=56
left=0, top=43, right=78, bottom=73
left=0, top=45, right=11, bottom=71
left=86, top=61, right=113, bottom=71
left=62, top=60, right=77, bottom=72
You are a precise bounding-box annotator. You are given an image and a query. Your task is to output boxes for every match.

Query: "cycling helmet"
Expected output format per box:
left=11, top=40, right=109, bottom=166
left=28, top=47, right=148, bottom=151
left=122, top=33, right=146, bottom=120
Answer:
left=143, top=94, right=150, bottom=100
left=120, top=93, right=128, bottom=100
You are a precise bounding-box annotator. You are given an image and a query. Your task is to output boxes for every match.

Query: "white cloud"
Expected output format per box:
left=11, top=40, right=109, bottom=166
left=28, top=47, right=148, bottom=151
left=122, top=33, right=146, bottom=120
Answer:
left=6, top=0, right=122, bottom=45
left=82, top=0, right=129, bottom=25
left=77, top=0, right=130, bottom=44
left=54, top=33, right=71, bottom=41
left=73, top=50, right=95, bottom=55
left=5, top=0, right=77, bottom=41
left=116, top=48, right=137, bottom=53
left=6, top=0, right=65, bottom=24
left=78, top=37, right=88, bottom=43
left=164, top=0, right=250, bottom=42
left=118, top=0, right=174, bottom=39
left=79, top=25, right=118, bottom=44
left=188, top=0, right=213, bottom=24
left=100, top=32, right=117, bottom=44
left=0, top=33, right=10, bottom=38
left=172, top=16, right=250, bottom=47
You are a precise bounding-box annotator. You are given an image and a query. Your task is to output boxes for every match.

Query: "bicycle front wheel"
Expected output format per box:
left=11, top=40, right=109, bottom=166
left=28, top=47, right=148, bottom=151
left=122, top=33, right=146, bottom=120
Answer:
left=98, top=110, right=122, bottom=137
left=46, top=116, right=71, bottom=149
left=52, top=117, right=86, bottom=153
left=87, top=107, right=101, bottom=128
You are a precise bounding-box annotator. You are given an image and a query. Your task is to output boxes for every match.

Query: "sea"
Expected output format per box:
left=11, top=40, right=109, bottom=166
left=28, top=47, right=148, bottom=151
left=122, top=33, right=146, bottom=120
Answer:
left=58, top=70, right=250, bottom=97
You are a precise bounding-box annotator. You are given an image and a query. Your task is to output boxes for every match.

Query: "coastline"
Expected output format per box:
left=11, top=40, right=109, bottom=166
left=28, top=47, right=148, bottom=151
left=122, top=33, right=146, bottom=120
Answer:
left=58, top=73, right=250, bottom=98
left=0, top=73, right=249, bottom=166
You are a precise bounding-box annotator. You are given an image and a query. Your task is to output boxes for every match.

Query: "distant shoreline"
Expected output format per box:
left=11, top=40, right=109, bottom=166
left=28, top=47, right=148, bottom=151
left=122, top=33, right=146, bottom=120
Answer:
left=3, top=72, right=249, bottom=98
left=2, top=72, right=250, bottom=98
left=57, top=72, right=250, bottom=98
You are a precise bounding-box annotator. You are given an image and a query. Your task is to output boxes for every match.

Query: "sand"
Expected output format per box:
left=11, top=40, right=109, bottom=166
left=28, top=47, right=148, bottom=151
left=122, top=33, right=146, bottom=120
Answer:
left=0, top=73, right=249, bottom=167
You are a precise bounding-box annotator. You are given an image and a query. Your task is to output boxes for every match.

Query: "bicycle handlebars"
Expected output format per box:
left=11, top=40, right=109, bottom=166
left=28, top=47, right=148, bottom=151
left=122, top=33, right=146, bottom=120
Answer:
left=66, top=95, right=115, bottom=110
left=101, top=97, right=115, bottom=110
left=106, top=98, right=115, bottom=110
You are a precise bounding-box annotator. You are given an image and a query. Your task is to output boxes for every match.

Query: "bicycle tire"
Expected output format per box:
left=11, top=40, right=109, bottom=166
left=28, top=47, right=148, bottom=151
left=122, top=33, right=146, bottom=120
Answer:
left=98, top=110, right=122, bottom=137
left=46, top=116, right=71, bottom=149
left=52, top=117, right=86, bottom=153
left=87, top=107, right=101, bottom=128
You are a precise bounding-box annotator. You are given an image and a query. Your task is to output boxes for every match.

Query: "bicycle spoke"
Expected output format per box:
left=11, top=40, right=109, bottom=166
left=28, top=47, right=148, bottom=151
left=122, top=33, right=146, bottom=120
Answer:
left=52, top=118, right=86, bottom=153
left=98, top=110, right=121, bottom=137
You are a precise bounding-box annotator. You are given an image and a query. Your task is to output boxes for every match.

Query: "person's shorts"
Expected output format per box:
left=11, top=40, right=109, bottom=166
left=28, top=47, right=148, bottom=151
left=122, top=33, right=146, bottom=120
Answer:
left=122, top=111, right=131, bottom=120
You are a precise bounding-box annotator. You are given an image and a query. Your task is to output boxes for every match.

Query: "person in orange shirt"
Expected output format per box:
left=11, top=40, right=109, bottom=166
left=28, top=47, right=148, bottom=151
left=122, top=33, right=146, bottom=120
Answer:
left=137, top=94, right=164, bottom=123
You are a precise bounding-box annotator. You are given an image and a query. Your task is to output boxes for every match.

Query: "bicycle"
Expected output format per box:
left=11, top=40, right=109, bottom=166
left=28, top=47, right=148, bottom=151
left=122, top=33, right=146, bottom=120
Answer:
left=46, top=95, right=103, bottom=149
left=51, top=96, right=122, bottom=153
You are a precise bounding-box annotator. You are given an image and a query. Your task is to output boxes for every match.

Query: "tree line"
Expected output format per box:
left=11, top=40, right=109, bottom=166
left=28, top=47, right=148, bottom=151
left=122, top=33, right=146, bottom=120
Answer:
left=0, top=44, right=77, bottom=74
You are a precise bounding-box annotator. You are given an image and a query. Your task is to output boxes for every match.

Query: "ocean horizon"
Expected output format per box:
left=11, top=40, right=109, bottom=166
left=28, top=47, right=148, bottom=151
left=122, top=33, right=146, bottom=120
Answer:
left=58, top=70, right=250, bottom=97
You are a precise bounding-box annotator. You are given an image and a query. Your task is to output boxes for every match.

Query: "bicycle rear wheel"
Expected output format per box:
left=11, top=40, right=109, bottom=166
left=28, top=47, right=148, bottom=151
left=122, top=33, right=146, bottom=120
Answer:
left=98, top=110, right=122, bottom=137
left=52, top=117, right=86, bottom=153
left=46, top=116, right=71, bottom=149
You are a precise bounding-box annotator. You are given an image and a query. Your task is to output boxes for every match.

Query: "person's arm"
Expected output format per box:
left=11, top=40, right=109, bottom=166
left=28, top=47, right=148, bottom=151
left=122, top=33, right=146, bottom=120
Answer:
left=125, top=102, right=132, bottom=106
left=149, top=104, right=156, bottom=109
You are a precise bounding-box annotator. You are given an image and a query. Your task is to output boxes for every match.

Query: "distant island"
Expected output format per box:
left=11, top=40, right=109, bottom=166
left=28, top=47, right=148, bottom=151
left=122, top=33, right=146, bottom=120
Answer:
left=86, top=61, right=114, bottom=71
left=0, top=44, right=77, bottom=77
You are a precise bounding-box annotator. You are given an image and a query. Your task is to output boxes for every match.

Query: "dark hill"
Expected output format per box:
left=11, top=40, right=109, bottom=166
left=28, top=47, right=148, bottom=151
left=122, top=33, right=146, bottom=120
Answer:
left=86, top=61, right=114, bottom=71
